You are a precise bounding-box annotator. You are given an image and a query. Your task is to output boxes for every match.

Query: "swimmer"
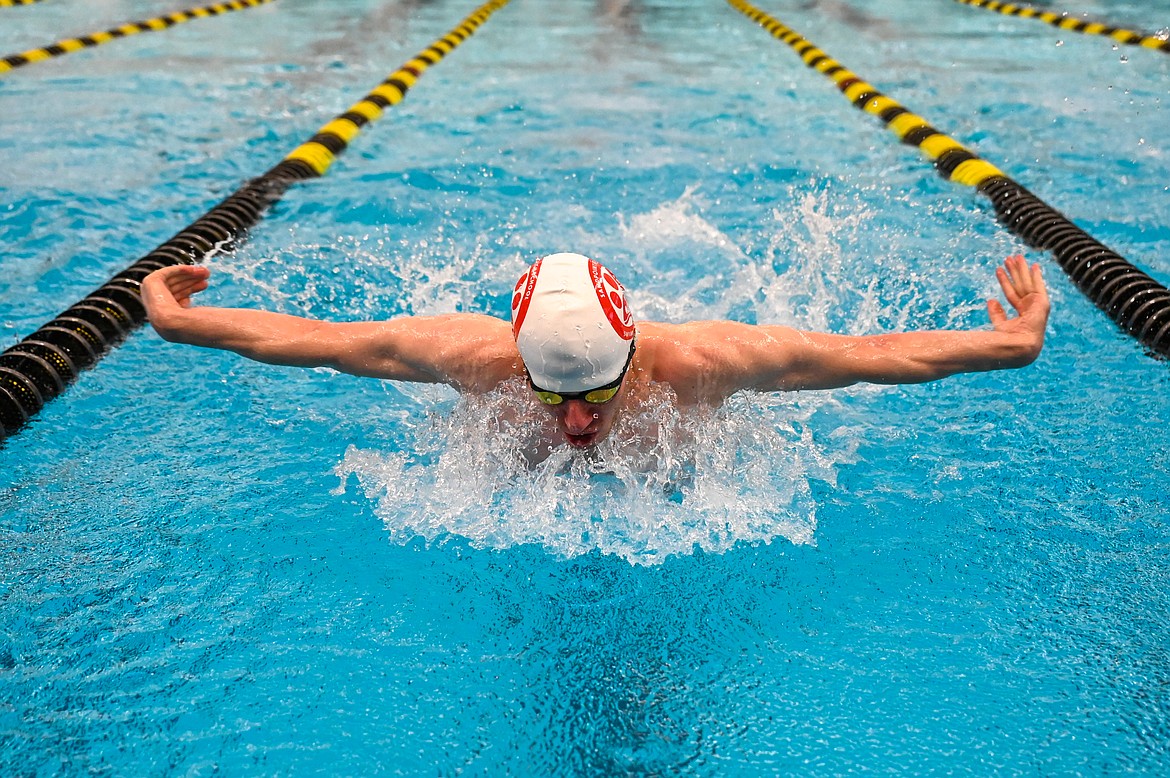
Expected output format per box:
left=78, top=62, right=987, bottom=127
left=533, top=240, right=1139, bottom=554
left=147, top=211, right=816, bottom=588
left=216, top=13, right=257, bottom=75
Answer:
left=142, top=252, right=1049, bottom=450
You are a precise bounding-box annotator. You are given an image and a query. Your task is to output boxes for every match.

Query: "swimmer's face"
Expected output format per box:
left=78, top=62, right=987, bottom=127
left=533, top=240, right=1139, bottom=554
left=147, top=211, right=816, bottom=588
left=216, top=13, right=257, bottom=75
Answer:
left=539, top=377, right=627, bottom=448
left=525, top=341, right=635, bottom=449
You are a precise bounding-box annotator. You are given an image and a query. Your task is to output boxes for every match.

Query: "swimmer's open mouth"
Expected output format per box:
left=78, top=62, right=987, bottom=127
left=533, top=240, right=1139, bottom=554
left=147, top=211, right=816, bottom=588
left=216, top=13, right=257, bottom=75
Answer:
left=565, top=432, right=598, bottom=448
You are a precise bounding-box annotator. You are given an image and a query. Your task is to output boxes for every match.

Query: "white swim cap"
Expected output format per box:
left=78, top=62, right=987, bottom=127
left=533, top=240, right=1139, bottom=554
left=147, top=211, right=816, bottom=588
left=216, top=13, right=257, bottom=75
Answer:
left=511, top=253, right=636, bottom=393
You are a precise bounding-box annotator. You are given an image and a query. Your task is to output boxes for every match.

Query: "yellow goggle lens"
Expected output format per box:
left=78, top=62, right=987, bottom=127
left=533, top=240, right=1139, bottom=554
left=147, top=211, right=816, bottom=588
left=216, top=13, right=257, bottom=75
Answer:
left=583, top=386, right=621, bottom=404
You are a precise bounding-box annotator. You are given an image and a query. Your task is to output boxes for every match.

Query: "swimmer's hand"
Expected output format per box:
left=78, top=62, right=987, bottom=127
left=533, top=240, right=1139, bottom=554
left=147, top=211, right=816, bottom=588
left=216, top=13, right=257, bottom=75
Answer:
left=986, top=254, right=1049, bottom=366
left=142, top=264, right=230, bottom=346
left=142, top=264, right=211, bottom=315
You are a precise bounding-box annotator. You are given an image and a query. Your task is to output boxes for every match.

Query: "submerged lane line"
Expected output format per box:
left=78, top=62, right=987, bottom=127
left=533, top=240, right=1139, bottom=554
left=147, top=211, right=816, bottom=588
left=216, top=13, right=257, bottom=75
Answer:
left=276, top=0, right=511, bottom=180
left=726, top=0, right=1005, bottom=188
left=955, top=0, right=1170, bottom=56
left=0, top=0, right=513, bottom=441
left=279, top=1, right=505, bottom=178
left=726, top=0, right=1170, bottom=360
left=0, top=0, right=275, bottom=75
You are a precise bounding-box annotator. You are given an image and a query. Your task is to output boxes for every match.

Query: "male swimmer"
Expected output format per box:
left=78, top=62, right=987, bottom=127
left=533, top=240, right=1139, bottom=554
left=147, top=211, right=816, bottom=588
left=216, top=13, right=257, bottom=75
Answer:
left=142, top=252, right=1049, bottom=449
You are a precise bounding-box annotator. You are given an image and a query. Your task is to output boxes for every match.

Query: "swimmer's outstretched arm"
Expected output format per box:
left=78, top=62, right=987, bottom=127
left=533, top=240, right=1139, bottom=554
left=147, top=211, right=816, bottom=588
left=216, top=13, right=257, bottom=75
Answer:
left=141, top=265, right=520, bottom=392
left=695, top=255, right=1049, bottom=395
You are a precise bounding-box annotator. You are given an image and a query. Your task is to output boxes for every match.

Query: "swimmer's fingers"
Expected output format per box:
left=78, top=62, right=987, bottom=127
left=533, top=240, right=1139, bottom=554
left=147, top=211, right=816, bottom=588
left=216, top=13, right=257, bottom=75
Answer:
left=163, top=265, right=209, bottom=292
left=172, top=275, right=210, bottom=308
left=989, top=255, right=1050, bottom=337
left=165, top=264, right=210, bottom=287
left=1027, top=261, right=1047, bottom=301
left=996, top=255, right=1047, bottom=311
left=143, top=265, right=211, bottom=311
left=986, top=298, right=1008, bottom=327
left=995, top=255, right=1027, bottom=310
left=144, top=264, right=205, bottom=289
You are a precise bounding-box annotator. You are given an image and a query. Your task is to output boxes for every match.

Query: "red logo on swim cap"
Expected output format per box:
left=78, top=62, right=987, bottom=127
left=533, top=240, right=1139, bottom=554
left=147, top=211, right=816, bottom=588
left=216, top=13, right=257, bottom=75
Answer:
left=588, top=260, right=635, bottom=340
left=511, top=258, right=542, bottom=339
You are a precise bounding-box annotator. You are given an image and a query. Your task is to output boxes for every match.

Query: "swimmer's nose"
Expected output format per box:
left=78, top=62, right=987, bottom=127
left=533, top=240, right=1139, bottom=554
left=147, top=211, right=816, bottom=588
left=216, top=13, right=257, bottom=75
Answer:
left=561, top=400, right=597, bottom=433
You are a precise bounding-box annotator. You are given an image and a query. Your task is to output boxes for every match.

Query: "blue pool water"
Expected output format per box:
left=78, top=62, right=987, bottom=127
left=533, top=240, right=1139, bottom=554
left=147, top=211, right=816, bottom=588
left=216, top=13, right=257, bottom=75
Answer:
left=3, top=0, right=1169, bottom=773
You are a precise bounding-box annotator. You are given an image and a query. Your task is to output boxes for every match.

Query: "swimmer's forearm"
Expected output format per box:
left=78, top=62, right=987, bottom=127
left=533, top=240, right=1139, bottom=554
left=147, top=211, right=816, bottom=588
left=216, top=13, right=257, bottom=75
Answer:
left=776, top=327, right=1043, bottom=390
left=753, top=257, right=1048, bottom=391
left=845, top=329, right=1042, bottom=384
left=143, top=266, right=432, bottom=376
left=150, top=305, right=338, bottom=367
left=140, top=265, right=322, bottom=364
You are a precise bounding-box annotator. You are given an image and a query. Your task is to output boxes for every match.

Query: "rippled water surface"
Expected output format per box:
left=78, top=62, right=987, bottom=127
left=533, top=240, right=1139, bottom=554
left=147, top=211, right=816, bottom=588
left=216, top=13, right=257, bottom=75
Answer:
left=2, top=0, right=1169, bottom=774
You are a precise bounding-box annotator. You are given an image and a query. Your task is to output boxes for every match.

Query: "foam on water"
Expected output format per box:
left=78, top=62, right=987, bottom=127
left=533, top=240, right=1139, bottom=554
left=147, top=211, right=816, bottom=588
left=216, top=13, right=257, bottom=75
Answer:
left=334, top=378, right=853, bottom=565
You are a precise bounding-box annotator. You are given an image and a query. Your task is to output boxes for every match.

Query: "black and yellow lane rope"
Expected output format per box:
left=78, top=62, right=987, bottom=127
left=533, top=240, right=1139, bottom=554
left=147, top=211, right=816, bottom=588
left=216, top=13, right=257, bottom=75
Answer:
left=955, top=0, right=1170, bottom=55
left=0, top=0, right=274, bottom=76
left=727, top=0, right=1170, bottom=360
left=0, top=0, right=512, bottom=441
left=0, top=0, right=47, bottom=6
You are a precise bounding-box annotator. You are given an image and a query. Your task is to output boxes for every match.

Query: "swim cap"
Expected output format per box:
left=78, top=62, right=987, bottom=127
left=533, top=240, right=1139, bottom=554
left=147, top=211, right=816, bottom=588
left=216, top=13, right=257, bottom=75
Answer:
left=511, top=253, right=636, bottom=393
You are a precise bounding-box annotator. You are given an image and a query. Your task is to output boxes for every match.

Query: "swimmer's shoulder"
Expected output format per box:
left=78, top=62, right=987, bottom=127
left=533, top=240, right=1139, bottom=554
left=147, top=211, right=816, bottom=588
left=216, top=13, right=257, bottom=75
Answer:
left=635, top=320, right=759, bottom=361
left=633, top=321, right=753, bottom=403
left=420, top=313, right=523, bottom=393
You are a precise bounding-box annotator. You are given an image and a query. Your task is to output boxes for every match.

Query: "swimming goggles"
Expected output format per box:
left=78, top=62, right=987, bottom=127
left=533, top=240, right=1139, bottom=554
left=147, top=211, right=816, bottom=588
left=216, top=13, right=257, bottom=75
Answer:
left=529, top=342, right=635, bottom=406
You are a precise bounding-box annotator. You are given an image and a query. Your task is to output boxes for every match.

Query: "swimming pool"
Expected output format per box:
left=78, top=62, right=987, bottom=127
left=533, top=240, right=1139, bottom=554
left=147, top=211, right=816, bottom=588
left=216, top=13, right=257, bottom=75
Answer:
left=3, top=0, right=1169, bottom=772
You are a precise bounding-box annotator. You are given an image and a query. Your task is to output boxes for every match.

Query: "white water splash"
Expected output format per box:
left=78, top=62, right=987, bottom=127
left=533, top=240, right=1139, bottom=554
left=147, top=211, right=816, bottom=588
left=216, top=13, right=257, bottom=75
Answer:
left=335, top=379, right=854, bottom=565
left=619, top=184, right=742, bottom=254
left=614, top=184, right=905, bottom=335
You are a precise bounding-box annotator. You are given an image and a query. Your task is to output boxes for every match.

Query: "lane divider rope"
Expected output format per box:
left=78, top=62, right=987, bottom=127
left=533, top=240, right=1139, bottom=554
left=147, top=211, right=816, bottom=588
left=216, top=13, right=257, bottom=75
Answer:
left=0, top=0, right=512, bottom=441
left=955, top=0, right=1170, bottom=55
left=727, top=0, right=1170, bottom=360
left=0, top=0, right=274, bottom=76
left=0, top=0, right=47, bottom=6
